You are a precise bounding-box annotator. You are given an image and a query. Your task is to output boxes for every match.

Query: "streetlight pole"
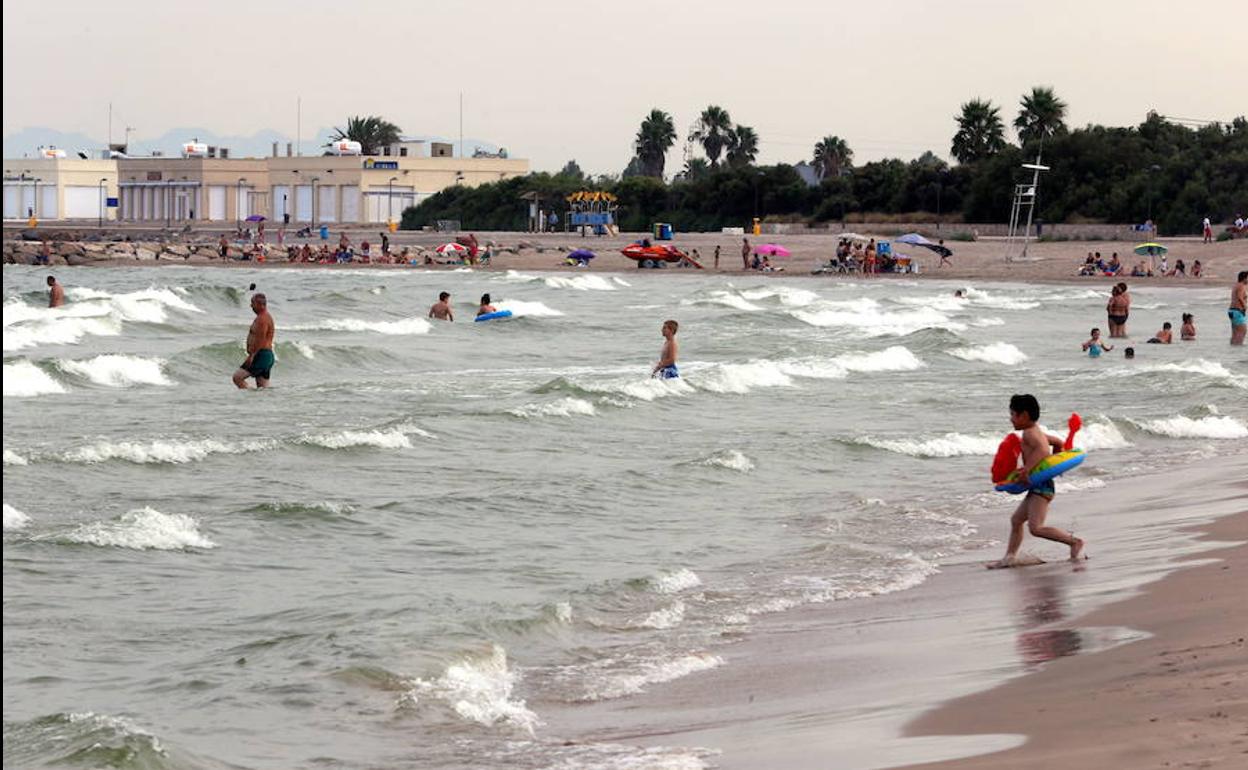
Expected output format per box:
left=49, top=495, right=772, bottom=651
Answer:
left=311, top=177, right=320, bottom=228
left=98, top=177, right=107, bottom=228
left=237, top=177, right=247, bottom=229
left=388, top=176, right=397, bottom=226
left=1146, top=164, right=1161, bottom=231
left=165, top=180, right=173, bottom=229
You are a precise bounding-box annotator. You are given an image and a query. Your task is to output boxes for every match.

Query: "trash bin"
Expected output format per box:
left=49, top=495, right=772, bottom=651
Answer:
left=319, top=225, right=329, bottom=240
left=752, top=218, right=761, bottom=236
left=653, top=223, right=673, bottom=240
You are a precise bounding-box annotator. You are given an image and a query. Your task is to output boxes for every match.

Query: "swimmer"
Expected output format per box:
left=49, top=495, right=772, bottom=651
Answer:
left=477, top=293, right=497, bottom=317
left=1147, top=322, right=1173, bottom=344
left=988, top=394, right=1085, bottom=569
left=1124, top=347, right=1135, bottom=359
left=1230, top=271, right=1247, bottom=346
left=232, top=293, right=275, bottom=389
left=1180, top=313, right=1196, bottom=340
left=428, top=291, right=454, bottom=321
left=954, top=289, right=965, bottom=298
left=651, top=319, right=680, bottom=379
left=47, top=276, right=64, bottom=308
left=1081, top=327, right=1113, bottom=357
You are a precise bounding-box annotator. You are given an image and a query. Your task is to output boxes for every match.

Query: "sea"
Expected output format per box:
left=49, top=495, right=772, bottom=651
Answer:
left=4, top=264, right=1246, bottom=769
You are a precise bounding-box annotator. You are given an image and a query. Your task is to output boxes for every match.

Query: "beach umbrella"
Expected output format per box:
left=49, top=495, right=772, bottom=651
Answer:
left=245, top=215, right=266, bottom=222
left=436, top=242, right=469, bottom=256
left=836, top=232, right=872, bottom=242
left=568, top=248, right=596, bottom=260
left=1132, top=242, right=1167, bottom=256
left=896, top=232, right=932, bottom=245
left=753, top=243, right=792, bottom=257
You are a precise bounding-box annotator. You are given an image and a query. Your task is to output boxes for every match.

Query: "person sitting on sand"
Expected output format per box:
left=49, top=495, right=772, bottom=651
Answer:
left=1181, top=313, right=1196, bottom=340
left=1168, top=259, right=1186, bottom=277
left=1082, top=328, right=1113, bottom=357
left=1147, top=322, right=1173, bottom=344
left=1106, top=253, right=1122, bottom=274
left=477, top=293, right=497, bottom=317
left=1192, top=260, right=1203, bottom=278
left=429, top=291, right=454, bottom=321
left=1130, top=261, right=1150, bottom=277
left=1078, top=254, right=1097, bottom=276
left=988, top=394, right=1085, bottom=569
left=359, top=241, right=372, bottom=264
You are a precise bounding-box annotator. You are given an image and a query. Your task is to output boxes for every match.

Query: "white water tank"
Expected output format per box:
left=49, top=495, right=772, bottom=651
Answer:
left=39, top=147, right=67, bottom=158
left=181, top=142, right=209, bottom=158
left=328, top=140, right=363, bottom=156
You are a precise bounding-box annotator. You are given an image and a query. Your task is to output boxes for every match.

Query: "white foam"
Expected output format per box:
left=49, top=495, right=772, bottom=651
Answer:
left=496, top=299, right=564, bottom=317
left=3, top=312, right=122, bottom=351
left=3, top=503, right=31, bottom=530
left=584, top=376, right=695, bottom=403
left=300, top=428, right=413, bottom=450
left=962, top=288, right=1041, bottom=310
left=684, top=291, right=763, bottom=312
left=56, top=354, right=173, bottom=387
left=834, top=346, right=926, bottom=373
left=947, top=342, right=1028, bottom=365
left=290, top=341, right=316, bottom=359
left=1077, top=420, right=1132, bottom=449
left=740, top=286, right=821, bottom=307
left=2, top=288, right=201, bottom=352
left=651, top=568, right=702, bottom=594
left=509, top=397, right=597, bottom=419
left=540, top=742, right=714, bottom=770
left=1056, top=477, right=1107, bottom=493
left=3, top=360, right=67, bottom=397
left=969, top=317, right=1006, bottom=327
left=1138, top=360, right=1247, bottom=388
left=860, top=432, right=1000, bottom=457
left=543, top=275, right=617, bottom=291
left=64, top=507, right=216, bottom=550
left=699, top=450, right=755, bottom=473
left=611, top=277, right=632, bottom=287
left=634, top=600, right=686, bottom=630
left=59, top=438, right=267, bottom=465
left=792, top=302, right=965, bottom=337
left=696, top=361, right=796, bottom=394
left=294, top=317, right=432, bottom=335
left=404, top=645, right=539, bottom=733
left=578, top=653, right=724, bottom=701
left=3, top=448, right=28, bottom=466
left=1134, top=415, right=1248, bottom=440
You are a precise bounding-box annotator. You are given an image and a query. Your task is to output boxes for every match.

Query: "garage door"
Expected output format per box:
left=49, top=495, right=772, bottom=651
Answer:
left=318, top=185, right=337, bottom=223
left=21, top=186, right=36, bottom=218
left=341, top=186, right=360, bottom=223
left=272, top=185, right=289, bottom=221
left=64, top=186, right=100, bottom=219
left=208, top=186, right=226, bottom=220
left=3, top=185, right=19, bottom=218
left=296, top=185, right=312, bottom=222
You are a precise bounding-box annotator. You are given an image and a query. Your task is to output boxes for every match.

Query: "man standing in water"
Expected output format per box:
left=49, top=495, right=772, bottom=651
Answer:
left=741, top=238, right=751, bottom=271
left=651, top=319, right=679, bottom=379
left=989, top=394, right=1084, bottom=568
left=47, top=276, right=64, bottom=308
left=232, top=293, right=275, bottom=389
left=1230, top=270, right=1248, bottom=346
left=428, top=291, right=454, bottom=321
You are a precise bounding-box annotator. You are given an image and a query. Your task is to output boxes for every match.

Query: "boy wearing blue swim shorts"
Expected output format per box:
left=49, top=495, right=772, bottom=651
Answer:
left=989, top=394, right=1085, bottom=569
left=651, top=320, right=680, bottom=379
left=1229, top=271, right=1247, bottom=346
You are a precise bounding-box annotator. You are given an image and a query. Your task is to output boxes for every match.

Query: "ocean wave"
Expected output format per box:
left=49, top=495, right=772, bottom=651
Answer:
left=3, top=502, right=31, bottom=530
left=57, top=437, right=269, bottom=465
left=529, top=741, right=715, bottom=770
left=1056, top=477, right=1107, bottom=493
left=289, top=340, right=316, bottom=359
left=299, top=428, right=414, bottom=450
left=739, top=286, right=821, bottom=307
left=291, top=316, right=433, bottom=335
left=4, top=448, right=28, bottom=465
left=1134, top=360, right=1247, bottom=388
left=1131, top=415, right=1248, bottom=439
left=574, top=375, right=696, bottom=403
left=509, top=397, right=597, bottom=419
left=857, top=432, right=1000, bottom=457
left=633, top=600, right=686, bottom=630
left=3, top=312, right=122, bottom=351
left=1075, top=420, right=1132, bottom=449
left=496, top=299, right=564, bottom=317
left=401, top=644, right=539, bottom=733
left=791, top=301, right=966, bottom=337
left=561, top=652, right=724, bottom=702
left=683, top=290, right=763, bottom=312
left=543, top=275, right=618, bottom=291
left=962, top=288, right=1041, bottom=310
left=947, top=342, right=1028, bottom=365
left=612, top=277, right=632, bottom=287
left=649, top=568, right=702, bottom=594
left=697, top=449, right=755, bottom=473
left=3, top=360, right=67, bottom=397
left=61, top=507, right=216, bottom=550
left=696, top=361, right=797, bottom=393
left=55, top=354, right=174, bottom=387
left=2, top=711, right=181, bottom=770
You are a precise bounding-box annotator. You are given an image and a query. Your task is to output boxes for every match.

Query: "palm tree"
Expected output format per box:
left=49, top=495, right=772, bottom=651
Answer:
left=680, top=158, right=711, bottom=181
left=689, top=105, right=733, bottom=168
left=812, top=135, right=853, bottom=179
left=1015, top=86, right=1068, bottom=150
left=330, top=115, right=402, bottom=156
left=634, top=109, right=677, bottom=178
left=726, top=125, right=759, bottom=167
left=951, top=99, right=1006, bottom=164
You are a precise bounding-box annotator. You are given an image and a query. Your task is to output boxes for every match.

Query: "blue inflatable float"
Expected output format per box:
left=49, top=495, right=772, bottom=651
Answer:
left=474, top=310, right=514, bottom=322
left=994, top=449, right=1086, bottom=494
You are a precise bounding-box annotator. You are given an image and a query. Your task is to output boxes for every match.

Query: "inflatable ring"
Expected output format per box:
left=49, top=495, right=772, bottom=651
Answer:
left=995, top=449, right=1086, bottom=494
left=475, top=310, right=514, bottom=322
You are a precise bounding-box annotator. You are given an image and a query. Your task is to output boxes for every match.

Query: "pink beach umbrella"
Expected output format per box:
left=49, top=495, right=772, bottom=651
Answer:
left=753, top=243, right=792, bottom=258
left=435, top=242, right=469, bottom=256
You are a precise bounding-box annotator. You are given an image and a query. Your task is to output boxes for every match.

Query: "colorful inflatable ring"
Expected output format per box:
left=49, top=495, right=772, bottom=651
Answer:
left=474, top=310, right=514, bottom=322
left=995, top=449, right=1086, bottom=494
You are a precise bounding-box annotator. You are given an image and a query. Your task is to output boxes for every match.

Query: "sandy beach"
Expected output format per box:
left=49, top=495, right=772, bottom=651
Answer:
left=537, top=453, right=1248, bottom=769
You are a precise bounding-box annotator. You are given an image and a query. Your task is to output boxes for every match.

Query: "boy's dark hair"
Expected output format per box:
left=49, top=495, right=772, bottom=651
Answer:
left=1182, top=313, right=1193, bottom=322
left=1091, top=327, right=1100, bottom=334
left=1239, top=271, right=1248, bottom=282
left=1163, top=321, right=1172, bottom=329
left=1009, top=394, right=1040, bottom=421
left=480, top=293, right=491, bottom=304
left=664, top=319, right=679, bottom=333
left=439, top=291, right=450, bottom=301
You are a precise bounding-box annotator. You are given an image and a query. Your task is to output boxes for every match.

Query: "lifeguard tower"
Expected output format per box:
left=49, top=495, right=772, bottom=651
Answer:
left=567, top=190, right=618, bottom=236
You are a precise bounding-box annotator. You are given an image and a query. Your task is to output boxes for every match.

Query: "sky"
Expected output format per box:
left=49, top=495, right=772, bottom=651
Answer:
left=4, top=0, right=1242, bottom=175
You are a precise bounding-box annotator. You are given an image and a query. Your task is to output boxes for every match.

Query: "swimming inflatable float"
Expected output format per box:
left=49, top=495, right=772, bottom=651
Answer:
left=474, top=310, right=514, bottom=322
left=992, top=413, right=1087, bottom=494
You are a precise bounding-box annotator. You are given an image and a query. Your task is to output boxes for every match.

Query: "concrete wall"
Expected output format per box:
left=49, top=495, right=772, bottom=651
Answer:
left=2, top=158, right=118, bottom=221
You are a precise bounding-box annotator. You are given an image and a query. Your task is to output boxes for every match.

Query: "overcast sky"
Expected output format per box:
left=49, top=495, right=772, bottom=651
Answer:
left=4, top=0, right=1242, bottom=174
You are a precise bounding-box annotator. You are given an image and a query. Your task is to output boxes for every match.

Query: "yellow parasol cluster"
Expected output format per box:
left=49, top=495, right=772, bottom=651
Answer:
left=565, top=190, right=618, bottom=203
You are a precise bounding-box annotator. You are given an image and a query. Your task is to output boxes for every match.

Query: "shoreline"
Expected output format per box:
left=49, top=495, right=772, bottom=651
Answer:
left=535, top=453, right=1248, bottom=769
left=897, top=505, right=1247, bottom=770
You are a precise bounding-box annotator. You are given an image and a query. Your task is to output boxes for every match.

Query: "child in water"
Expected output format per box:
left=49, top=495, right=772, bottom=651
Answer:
left=1181, top=313, right=1196, bottom=340
left=477, top=293, right=497, bottom=317
left=1081, top=328, right=1113, bottom=357
left=989, top=394, right=1086, bottom=568
left=1147, top=322, right=1173, bottom=344
left=651, top=319, right=680, bottom=379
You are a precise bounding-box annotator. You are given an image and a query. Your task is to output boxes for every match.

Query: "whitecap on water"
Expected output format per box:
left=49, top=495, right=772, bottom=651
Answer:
left=3, top=502, right=31, bottom=530
left=291, top=317, right=432, bottom=335
left=61, top=507, right=216, bottom=550
left=55, top=354, right=173, bottom=387
left=509, top=397, right=597, bottom=419
left=947, top=342, right=1028, bottom=365
left=401, top=644, right=540, bottom=733
left=649, top=568, right=702, bottom=594
left=3, top=360, right=67, bottom=397
left=543, top=275, right=617, bottom=291
left=496, top=299, right=564, bottom=317
left=3, top=448, right=28, bottom=466
left=58, top=437, right=269, bottom=465
left=698, top=450, right=755, bottom=473
left=1131, top=415, right=1248, bottom=440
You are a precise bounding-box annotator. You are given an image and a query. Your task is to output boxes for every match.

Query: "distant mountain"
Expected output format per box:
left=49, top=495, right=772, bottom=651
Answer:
left=4, top=126, right=509, bottom=159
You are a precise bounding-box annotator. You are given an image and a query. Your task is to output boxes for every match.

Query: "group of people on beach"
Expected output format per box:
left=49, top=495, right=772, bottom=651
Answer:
left=1079, top=251, right=1202, bottom=279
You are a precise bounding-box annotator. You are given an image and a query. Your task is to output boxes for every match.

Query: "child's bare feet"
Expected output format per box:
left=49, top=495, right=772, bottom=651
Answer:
left=1070, top=538, right=1085, bottom=561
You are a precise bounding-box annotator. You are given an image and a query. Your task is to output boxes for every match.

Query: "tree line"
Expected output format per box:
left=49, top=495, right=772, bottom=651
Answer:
left=398, top=90, right=1248, bottom=234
